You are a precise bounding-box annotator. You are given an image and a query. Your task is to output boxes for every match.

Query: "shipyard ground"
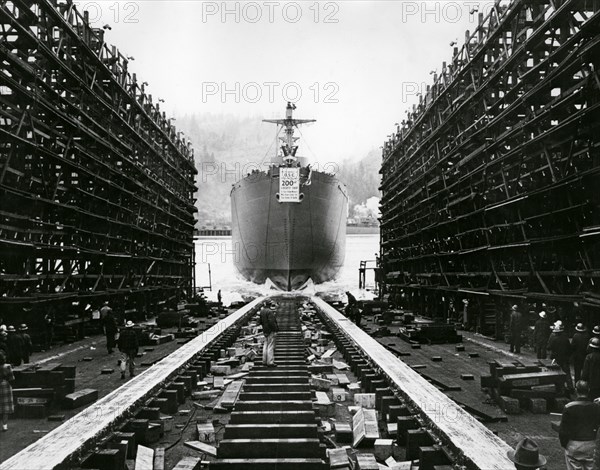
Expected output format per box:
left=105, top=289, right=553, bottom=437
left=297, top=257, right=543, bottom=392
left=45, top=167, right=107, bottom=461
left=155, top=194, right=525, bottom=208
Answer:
left=0, top=303, right=564, bottom=469
left=0, top=313, right=226, bottom=463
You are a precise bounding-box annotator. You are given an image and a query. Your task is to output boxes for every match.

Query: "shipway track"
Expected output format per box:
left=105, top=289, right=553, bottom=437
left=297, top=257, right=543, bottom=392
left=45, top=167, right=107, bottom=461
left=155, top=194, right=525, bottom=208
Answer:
left=1, top=296, right=514, bottom=470
left=212, top=299, right=326, bottom=468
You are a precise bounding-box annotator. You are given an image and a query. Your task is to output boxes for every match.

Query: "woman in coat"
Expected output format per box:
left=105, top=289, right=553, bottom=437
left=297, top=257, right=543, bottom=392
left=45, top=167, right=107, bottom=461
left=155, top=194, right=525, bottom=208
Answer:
left=0, top=351, right=15, bottom=431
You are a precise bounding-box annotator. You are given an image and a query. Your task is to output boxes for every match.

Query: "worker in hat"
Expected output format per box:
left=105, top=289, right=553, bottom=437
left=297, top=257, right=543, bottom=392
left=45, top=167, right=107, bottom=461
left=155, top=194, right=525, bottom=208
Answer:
left=559, top=380, right=600, bottom=469
left=17, top=324, right=32, bottom=364
left=507, top=436, right=546, bottom=469
left=0, top=326, right=8, bottom=361
left=259, top=301, right=279, bottom=367
left=509, top=305, right=523, bottom=354
left=533, top=311, right=551, bottom=359
left=582, top=338, right=600, bottom=399
left=572, top=323, right=590, bottom=383
left=0, top=348, right=15, bottom=432
left=6, top=326, right=23, bottom=367
left=117, top=321, right=139, bottom=379
left=101, top=301, right=118, bottom=354
left=548, top=321, right=574, bottom=393
left=592, top=326, right=600, bottom=340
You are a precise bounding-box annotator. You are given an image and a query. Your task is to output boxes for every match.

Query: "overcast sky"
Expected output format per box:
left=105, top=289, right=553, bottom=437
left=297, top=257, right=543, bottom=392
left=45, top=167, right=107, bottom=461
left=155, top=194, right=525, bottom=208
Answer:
left=85, top=1, right=496, bottom=163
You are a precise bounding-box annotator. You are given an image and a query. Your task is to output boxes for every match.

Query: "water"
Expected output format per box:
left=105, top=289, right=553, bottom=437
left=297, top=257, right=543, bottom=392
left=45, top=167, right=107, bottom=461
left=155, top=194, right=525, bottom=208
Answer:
left=194, top=234, right=379, bottom=306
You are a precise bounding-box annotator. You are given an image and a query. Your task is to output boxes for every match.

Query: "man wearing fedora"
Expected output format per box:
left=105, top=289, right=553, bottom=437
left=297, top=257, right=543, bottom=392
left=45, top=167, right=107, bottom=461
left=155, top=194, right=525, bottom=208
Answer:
left=117, top=321, right=139, bottom=379
left=582, top=338, right=600, bottom=399
left=572, top=323, right=590, bottom=383
left=507, top=437, right=546, bottom=469
left=509, top=305, right=523, bottom=354
left=559, top=380, right=600, bottom=469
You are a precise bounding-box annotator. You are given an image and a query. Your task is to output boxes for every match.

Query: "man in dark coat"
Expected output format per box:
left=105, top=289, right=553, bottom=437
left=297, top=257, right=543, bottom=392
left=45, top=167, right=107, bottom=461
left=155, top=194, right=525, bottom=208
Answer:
left=0, top=327, right=8, bottom=361
left=345, top=291, right=357, bottom=318
left=102, top=302, right=118, bottom=354
left=548, top=322, right=574, bottom=393
left=533, top=311, right=551, bottom=359
left=582, top=337, right=600, bottom=399
left=118, top=321, right=139, bottom=379
left=259, top=302, right=279, bottom=367
left=559, top=380, right=600, bottom=469
left=18, top=324, right=32, bottom=364
left=6, top=326, right=24, bottom=367
left=572, top=323, right=590, bottom=383
left=509, top=305, right=523, bottom=354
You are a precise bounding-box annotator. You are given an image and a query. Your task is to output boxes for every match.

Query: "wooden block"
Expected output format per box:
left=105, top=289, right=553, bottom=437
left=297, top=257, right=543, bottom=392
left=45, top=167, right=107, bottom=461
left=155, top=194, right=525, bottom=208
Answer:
left=48, top=414, right=65, bottom=422
left=461, top=374, right=475, bottom=381
left=197, top=422, right=216, bottom=443
left=374, top=438, right=394, bottom=461
left=328, top=447, right=350, bottom=469
left=322, top=348, right=337, bottom=363
left=184, top=440, right=217, bottom=457
left=498, top=395, right=521, bottom=414
left=354, top=393, right=376, bottom=409
left=210, top=365, right=231, bottom=375
left=411, top=344, right=421, bottom=349
left=353, top=408, right=380, bottom=447
left=82, top=357, right=93, bottom=361
left=529, top=398, right=547, bottom=414
left=468, top=352, right=479, bottom=358
left=333, top=360, right=350, bottom=370
left=411, top=364, right=426, bottom=370
left=172, top=456, right=201, bottom=470
left=310, top=375, right=332, bottom=390
left=431, top=356, right=442, bottom=362
left=332, top=387, right=347, bottom=402
left=347, top=382, right=361, bottom=399
left=145, top=423, right=162, bottom=443
left=101, top=368, right=114, bottom=374
left=455, top=345, right=465, bottom=351
left=134, top=445, right=154, bottom=470
left=326, top=374, right=340, bottom=385
left=356, top=453, right=379, bottom=469
left=64, top=389, right=98, bottom=409
left=335, top=422, right=353, bottom=443
left=81, top=449, right=124, bottom=470
left=554, top=397, right=570, bottom=412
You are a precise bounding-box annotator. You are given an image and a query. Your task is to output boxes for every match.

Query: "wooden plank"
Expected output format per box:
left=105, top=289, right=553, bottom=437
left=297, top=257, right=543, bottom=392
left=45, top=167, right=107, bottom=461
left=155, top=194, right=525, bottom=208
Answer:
left=172, top=456, right=201, bottom=470
left=215, top=380, right=244, bottom=410
left=312, top=296, right=514, bottom=470
left=153, top=448, right=165, bottom=470
left=364, top=409, right=380, bottom=441
left=328, top=447, right=350, bottom=468
left=0, top=298, right=264, bottom=470
left=134, top=445, right=153, bottom=470
left=184, top=440, right=217, bottom=457
left=352, top=407, right=367, bottom=447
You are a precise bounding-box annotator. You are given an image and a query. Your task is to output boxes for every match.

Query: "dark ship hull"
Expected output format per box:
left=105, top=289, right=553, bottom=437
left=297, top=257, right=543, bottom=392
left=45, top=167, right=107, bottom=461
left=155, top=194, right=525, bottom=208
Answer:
left=231, top=166, right=347, bottom=290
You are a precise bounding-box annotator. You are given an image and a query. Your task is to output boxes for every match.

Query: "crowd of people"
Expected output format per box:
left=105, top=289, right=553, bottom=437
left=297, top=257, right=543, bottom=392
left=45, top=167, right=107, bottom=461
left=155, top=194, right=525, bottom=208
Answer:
left=0, top=323, right=32, bottom=367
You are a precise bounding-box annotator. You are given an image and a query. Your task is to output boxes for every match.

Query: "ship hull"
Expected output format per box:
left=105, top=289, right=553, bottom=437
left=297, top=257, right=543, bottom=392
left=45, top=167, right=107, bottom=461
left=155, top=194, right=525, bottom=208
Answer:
left=231, top=168, right=347, bottom=290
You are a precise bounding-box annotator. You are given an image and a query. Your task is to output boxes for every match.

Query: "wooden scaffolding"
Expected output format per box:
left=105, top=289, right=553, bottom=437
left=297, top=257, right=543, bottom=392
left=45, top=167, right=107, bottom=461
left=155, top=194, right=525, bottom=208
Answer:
left=0, top=1, right=198, bottom=332
left=380, top=0, right=600, bottom=337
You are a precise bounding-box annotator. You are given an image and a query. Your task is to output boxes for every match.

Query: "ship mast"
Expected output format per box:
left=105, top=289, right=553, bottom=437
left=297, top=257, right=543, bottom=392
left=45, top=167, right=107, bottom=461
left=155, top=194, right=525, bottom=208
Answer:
left=263, top=102, right=315, bottom=166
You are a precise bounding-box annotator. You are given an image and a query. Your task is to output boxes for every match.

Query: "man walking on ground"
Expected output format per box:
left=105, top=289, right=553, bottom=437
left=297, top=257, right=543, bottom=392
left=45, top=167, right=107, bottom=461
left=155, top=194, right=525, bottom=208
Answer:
left=549, top=322, right=574, bottom=393
left=582, top=338, right=600, bottom=399
left=572, top=323, right=590, bottom=383
left=559, top=380, right=600, bottom=470
left=533, top=311, right=550, bottom=359
left=118, top=321, right=139, bottom=379
left=259, top=301, right=279, bottom=368
left=509, top=305, right=523, bottom=354
left=102, top=301, right=118, bottom=354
